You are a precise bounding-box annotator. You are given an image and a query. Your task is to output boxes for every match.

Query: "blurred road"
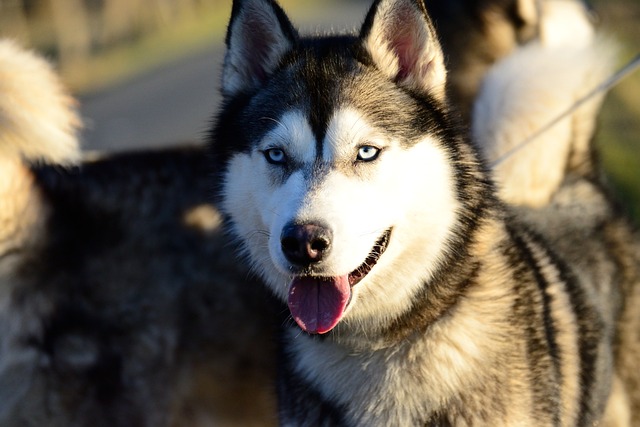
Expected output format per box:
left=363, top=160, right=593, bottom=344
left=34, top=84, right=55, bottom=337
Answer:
left=78, top=1, right=370, bottom=152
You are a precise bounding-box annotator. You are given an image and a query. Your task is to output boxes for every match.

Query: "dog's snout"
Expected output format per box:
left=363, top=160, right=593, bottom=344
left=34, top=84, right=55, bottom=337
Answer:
left=280, top=223, right=332, bottom=266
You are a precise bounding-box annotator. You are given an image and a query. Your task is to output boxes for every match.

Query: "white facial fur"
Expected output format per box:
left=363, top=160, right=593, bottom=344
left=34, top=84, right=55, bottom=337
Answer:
left=222, top=107, right=459, bottom=328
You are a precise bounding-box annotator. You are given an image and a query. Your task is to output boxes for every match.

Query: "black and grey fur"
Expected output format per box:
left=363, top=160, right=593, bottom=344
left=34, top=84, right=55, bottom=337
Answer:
left=212, top=0, right=637, bottom=425
left=0, top=148, right=280, bottom=427
left=471, top=2, right=640, bottom=422
left=0, top=40, right=277, bottom=426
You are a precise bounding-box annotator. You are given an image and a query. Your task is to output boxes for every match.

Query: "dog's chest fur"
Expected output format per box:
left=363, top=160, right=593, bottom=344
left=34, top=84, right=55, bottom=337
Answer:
left=278, top=248, right=541, bottom=426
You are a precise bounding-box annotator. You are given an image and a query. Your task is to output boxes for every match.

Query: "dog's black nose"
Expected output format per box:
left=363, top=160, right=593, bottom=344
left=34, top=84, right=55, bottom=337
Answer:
left=281, top=223, right=332, bottom=266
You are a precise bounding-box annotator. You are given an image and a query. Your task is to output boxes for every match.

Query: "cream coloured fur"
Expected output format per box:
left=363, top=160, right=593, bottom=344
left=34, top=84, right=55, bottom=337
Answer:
left=472, top=1, right=615, bottom=207
left=0, top=40, right=81, bottom=164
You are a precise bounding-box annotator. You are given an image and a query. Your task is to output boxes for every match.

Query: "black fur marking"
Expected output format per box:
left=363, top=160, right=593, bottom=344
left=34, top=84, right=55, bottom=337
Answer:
left=525, top=228, right=605, bottom=426
left=520, top=217, right=607, bottom=425
left=297, top=37, right=360, bottom=160
left=504, top=224, right=562, bottom=425
left=380, top=259, right=479, bottom=345
left=225, top=0, right=299, bottom=47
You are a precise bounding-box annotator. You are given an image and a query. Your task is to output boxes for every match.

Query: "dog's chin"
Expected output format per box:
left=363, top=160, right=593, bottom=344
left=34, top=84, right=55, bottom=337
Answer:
left=286, top=228, right=392, bottom=335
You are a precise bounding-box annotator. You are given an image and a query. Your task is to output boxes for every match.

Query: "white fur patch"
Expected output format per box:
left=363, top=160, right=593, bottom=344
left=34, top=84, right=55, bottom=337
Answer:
left=261, top=111, right=316, bottom=163
left=540, top=0, right=594, bottom=48
left=222, top=110, right=317, bottom=301
left=286, top=243, right=529, bottom=425
left=322, top=109, right=459, bottom=329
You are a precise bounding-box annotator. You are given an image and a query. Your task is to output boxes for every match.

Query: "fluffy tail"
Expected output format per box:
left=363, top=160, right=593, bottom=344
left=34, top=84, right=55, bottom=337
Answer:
left=472, top=0, right=616, bottom=207
left=0, top=40, right=81, bottom=263
left=0, top=39, right=81, bottom=164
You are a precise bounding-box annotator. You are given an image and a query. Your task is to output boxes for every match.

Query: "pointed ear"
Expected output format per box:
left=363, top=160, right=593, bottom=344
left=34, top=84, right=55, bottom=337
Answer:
left=222, top=0, right=298, bottom=97
left=360, top=0, right=447, bottom=100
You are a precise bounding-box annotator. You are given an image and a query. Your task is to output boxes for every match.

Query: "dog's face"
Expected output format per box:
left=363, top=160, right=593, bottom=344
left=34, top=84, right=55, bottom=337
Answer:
left=214, top=0, right=470, bottom=334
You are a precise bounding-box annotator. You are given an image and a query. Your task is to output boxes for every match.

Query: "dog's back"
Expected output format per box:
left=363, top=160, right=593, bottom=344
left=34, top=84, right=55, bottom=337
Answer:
left=0, top=41, right=277, bottom=427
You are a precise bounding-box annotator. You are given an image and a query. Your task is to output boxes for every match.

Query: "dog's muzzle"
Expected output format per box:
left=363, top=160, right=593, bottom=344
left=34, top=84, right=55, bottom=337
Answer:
left=284, top=226, right=392, bottom=334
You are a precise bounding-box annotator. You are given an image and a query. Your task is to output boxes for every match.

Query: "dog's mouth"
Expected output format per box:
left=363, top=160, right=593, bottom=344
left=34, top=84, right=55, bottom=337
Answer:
left=347, top=228, right=392, bottom=287
left=287, top=228, right=392, bottom=334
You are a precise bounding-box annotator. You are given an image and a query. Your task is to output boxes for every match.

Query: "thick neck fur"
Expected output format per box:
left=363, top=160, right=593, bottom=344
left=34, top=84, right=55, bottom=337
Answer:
left=280, top=215, right=527, bottom=426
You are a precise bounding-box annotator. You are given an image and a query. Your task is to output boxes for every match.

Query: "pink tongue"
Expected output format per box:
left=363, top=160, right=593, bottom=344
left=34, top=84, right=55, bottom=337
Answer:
left=287, top=275, right=351, bottom=334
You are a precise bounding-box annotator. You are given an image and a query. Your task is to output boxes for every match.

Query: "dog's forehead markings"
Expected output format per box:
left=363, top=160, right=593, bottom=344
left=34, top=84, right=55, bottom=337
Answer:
left=261, top=107, right=386, bottom=171
left=262, top=110, right=316, bottom=163
left=324, top=107, right=374, bottom=161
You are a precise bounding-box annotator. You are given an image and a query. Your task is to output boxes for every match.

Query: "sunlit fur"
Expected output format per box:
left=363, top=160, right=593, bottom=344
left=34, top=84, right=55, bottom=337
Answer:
left=0, top=40, right=80, bottom=164
left=472, top=2, right=640, bottom=424
left=473, top=0, right=615, bottom=207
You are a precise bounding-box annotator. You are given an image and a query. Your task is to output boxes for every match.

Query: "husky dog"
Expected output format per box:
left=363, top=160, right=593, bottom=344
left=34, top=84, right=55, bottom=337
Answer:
left=212, top=0, right=637, bottom=425
left=0, top=40, right=277, bottom=426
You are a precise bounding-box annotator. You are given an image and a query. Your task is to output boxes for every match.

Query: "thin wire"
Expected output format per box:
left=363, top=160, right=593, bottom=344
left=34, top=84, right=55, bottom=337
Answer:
left=490, top=52, right=640, bottom=168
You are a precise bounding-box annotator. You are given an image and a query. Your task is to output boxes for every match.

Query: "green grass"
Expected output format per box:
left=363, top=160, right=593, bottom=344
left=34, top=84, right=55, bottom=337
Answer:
left=597, top=84, right=640, bottom=221
left=592, top=0, right=640, bottom=221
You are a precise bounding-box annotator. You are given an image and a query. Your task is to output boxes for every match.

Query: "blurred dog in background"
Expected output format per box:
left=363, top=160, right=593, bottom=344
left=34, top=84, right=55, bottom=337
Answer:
left=0, top=39, right=277, bottom=426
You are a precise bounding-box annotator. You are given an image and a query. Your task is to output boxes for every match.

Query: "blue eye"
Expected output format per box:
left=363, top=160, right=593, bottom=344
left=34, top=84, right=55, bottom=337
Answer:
left=264, top=148, right=286, bottom=165
left=357, top=145, right=380, bottom=162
